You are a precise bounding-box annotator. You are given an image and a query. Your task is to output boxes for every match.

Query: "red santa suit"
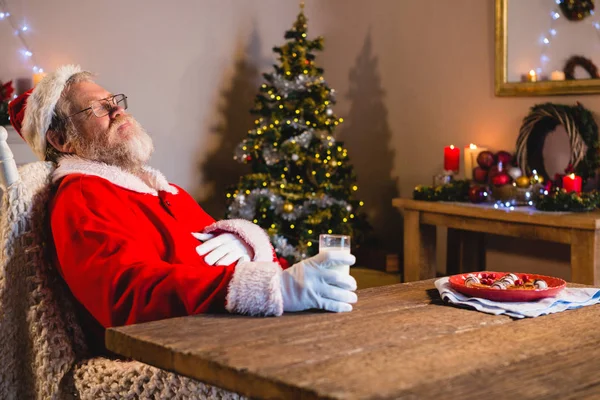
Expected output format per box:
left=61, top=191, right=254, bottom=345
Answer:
left=49, top=156, right=284, bottom=354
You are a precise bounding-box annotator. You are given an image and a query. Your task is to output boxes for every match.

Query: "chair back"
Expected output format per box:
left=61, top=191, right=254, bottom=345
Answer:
left=0, top=126, right=88, bottom=399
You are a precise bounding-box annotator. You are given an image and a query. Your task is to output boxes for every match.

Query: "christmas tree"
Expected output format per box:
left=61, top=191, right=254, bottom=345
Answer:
left=225, top=4, right=369, bottom=265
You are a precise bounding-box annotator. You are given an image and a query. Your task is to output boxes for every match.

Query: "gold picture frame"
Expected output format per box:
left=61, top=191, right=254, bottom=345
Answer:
left=495, top=0, right=600, bottom=96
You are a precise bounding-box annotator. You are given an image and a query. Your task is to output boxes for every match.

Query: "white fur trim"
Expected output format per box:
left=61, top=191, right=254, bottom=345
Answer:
left=22, top=65, right=82, bottom=160
left=226, top=261, right=283, bottom=316
left=52, top=155, right=178, bottom=195
left=203, top=219, right=274, bottom=262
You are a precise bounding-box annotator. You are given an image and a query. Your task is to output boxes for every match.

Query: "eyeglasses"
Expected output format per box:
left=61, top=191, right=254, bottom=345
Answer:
left=65, top=93, right=128, bottom=120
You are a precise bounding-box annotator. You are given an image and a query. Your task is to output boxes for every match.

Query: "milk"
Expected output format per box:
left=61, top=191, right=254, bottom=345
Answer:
left=319, top=246, right=351, bottom=275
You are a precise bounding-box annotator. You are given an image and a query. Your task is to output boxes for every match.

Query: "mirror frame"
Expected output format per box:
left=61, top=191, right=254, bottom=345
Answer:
left=495, top=0, right=600, bottom=96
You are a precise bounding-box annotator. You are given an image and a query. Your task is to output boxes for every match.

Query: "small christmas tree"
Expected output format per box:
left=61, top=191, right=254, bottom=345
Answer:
left=0, top=81, right=14, bottom=126
left=225, top=4, right=369, bottom=265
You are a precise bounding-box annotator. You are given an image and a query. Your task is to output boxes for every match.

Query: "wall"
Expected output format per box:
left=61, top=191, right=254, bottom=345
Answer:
left=1, top=0, right=598, bottom=277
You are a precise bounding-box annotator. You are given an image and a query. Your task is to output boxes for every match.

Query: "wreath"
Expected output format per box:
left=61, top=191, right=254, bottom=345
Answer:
left=559, top=0, right=595, bottom=21
left=515, top=102, right=599, bottom=184
left=563, top=55, right=599, bottom=80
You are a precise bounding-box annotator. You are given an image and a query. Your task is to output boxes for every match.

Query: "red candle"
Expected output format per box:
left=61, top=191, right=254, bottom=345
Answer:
left=562, top=173, right=582, bottom=193
left=444, top=145, right=460, bottom=172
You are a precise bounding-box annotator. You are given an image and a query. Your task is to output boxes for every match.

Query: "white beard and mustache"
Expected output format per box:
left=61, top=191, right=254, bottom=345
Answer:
left=67, top=116, right=154, bottom=172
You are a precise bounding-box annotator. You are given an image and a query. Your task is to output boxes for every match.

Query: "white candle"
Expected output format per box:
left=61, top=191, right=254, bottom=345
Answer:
left=551, top=70, right=565, bottom=81
left=527, top=69, right=537, bottom=82
left=464, top=144, right=477, bottom=180
left=464, top=144, right=487, bottom=180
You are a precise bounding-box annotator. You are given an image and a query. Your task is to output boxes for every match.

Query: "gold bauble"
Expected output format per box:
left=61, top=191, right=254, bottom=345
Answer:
left=283, top=202, right=294, bottom=213
left=515, top=176, right=531, bottom=188
left=530, top=174, right=544, bottom=185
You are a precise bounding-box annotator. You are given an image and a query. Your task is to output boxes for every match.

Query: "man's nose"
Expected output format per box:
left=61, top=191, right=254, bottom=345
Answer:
left=109, top=105, right=126, bottom=119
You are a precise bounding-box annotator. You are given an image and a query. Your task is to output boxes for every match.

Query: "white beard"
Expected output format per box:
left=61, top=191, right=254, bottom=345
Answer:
left=69, top=117, right=154, bottom=172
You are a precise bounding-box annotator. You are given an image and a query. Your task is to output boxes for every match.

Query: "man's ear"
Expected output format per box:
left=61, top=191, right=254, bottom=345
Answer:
left=46, top=129, right=74, bottom=153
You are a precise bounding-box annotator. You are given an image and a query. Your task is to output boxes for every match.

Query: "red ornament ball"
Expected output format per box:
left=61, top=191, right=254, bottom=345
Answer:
left=473, top=167, right=488, bottom=184
left=468, top=186, right=489, bottom=203
left=476, top=151, right=495, bottom=170
left=246, top=155, right=252, bottom=161
left=492, top=172, right=511, bottom=187
left=495, top=150, right=513, bottom=166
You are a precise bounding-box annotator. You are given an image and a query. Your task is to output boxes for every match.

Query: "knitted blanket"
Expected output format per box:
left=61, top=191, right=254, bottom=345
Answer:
left=0, top=162, right=242, bottom=400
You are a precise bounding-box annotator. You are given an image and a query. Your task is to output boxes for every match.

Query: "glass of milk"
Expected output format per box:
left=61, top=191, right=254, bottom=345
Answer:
left=319, top=234, right=351, bottom=274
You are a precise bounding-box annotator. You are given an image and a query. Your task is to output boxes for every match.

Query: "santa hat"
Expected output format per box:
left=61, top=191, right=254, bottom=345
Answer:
left=8, top=65, right=83, bottom=160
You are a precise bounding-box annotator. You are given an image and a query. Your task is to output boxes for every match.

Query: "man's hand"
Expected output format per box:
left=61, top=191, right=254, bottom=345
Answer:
left=280, top=251, right=358, bottom=313
left=193, top=232, right=253, bottom=266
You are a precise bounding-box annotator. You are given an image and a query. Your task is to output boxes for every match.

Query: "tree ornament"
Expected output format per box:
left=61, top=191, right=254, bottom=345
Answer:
left=468, top=186, right=489, bottom=204
left=473, top=167, right=488, bottom=184
left=515, top=176, right=531, bottom=188
left=283, top=202, right=294, bottom=213
left=495, top=151, right=513, bottom=165
left=507, top=166, right=523, bottom=180
left=530, top=171, right=544, bottom=185
left=492, top=172, right=511, bottom=187
left=476, top=151, right=495, bottom=169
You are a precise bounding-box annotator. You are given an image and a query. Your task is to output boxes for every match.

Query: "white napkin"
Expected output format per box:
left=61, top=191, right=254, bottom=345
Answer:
left=435, top=276, right=600, bottom=318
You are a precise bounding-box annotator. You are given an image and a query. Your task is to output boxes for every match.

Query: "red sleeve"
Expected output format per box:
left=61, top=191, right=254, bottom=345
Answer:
left=50, top=176, right=234, bottom=328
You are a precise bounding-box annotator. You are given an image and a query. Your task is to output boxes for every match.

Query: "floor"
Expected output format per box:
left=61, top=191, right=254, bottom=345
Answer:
left=351, top=268, right=403, bottom=290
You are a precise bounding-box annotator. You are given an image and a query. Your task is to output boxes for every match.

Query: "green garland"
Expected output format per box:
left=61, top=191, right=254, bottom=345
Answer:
left=413, top=180, right=470, bottom=202
left=535, top=189, right=600, bottom=212
left=515, top=102, right=599, bottom=184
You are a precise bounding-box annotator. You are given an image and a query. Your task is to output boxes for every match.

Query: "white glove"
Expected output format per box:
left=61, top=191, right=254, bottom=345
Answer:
left=281, top=251, right=358, bottom=313
left=192, top=232, right=253, bottom=266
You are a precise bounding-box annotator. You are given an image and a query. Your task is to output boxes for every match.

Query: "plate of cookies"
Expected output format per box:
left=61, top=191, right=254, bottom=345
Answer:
left=449, top=272, right=566, bottom=302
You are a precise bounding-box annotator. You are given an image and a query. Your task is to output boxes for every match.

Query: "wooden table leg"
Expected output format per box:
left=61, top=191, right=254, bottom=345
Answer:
left=446, top=228, right=461, bottom=276
left=447, top=229, right=485, bottom=275
left=461, top=231, right=486, bottom=273
left=570, top=230, right=600, bottom=285
left=403, top=210, right=436, bottom=282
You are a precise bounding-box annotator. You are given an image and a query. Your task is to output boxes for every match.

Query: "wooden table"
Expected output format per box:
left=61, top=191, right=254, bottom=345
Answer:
left=393, top=199, right=600, bottom=285
left=106, top=280, right=600, bottom=399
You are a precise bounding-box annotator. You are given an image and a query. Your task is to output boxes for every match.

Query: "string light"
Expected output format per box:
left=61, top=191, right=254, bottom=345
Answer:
left=537, top=2, right=600, bottom=75
left=0, top=0, right=43, bottom=74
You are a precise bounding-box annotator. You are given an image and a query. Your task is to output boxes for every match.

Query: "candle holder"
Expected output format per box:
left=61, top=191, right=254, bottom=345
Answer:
left=433, top=170, right=454, bottom=187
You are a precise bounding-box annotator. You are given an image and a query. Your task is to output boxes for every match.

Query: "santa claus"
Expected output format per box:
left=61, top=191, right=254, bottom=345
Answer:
left=8, top=65, right=357, bottom=354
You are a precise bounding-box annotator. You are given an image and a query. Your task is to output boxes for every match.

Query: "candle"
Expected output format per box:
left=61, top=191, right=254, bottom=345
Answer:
left=33, top=72, right=46, bottom=86
left=527, top=69, right=537, bottom=82
left=463, top=144, right=488, bottom=180
left=444, top=145, right=460, bottom=173
left=551, top=70, right=565, bottom=81
left=463, top=144, right=477, bottom=180
left=562, top=173, right=582, bottom=193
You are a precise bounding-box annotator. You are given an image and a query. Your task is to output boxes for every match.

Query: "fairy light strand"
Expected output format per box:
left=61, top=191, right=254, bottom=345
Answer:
left=538, top=0, right=600, bottom=75
left=0, top=0, right=43, bottom=75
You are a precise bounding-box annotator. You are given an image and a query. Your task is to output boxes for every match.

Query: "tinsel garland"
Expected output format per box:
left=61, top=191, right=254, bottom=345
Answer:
left=228, top=188, right=351, bottom=222
left=535, top=189, right=600, bottom=212
left=412, top=180, right=470, bottom=202
left=271, top=234, right=302, bottom=260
